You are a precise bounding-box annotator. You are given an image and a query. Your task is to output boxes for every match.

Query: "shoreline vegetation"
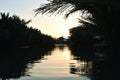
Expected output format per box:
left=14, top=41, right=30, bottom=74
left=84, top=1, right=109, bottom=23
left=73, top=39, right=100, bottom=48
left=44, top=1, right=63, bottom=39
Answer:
left=0, top=12, right=112, bottom=60
left=0, top=13, right=55, bottom=49
left=0, top=12, right=119, bottom=80
left=1, top=0, right=120, bottom=79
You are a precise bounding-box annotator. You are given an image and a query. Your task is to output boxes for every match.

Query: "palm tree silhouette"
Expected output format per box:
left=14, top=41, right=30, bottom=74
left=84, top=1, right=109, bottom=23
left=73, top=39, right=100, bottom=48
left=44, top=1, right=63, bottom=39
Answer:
left=35, top=0, right=120, bottom=52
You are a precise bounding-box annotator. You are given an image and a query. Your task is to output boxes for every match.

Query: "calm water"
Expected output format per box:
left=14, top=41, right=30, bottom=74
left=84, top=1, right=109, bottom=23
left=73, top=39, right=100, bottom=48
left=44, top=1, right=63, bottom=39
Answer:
left=0, top=45, right=118, bottom=80
left=2, top=45, right=91, bottom=80
left=28, top=45, right=91, bottom=80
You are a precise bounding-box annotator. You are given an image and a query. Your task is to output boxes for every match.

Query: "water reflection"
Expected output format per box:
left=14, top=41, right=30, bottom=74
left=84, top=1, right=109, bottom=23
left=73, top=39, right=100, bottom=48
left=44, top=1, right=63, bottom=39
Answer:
left=29, top=45, right=78, bottom=78
left=70, top=45, right=120, bottom=80
left=27, top=45, right=92, bottom=80
left=70, top=61, right=92, bottom=76
left=0, top=45, right=114, bottom=80
left=0, top=47, right=53, bottom=80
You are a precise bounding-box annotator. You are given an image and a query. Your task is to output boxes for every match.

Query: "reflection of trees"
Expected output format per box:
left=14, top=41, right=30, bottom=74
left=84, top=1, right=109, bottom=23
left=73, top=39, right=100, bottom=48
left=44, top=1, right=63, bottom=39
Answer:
left=70, top=61, right=92, bottom=76
left=55, top=44, right=66, bottom=51
left=70, top=57, right=118, bottom=80
left=69, top=46, right=95, bottom=61
left=0, top=47, right=53, bottom=80
left=0, top=59, right=30, bottom=80
left=69, top=46, right=118, bottom=80
left=69, top=46, right=94, bottom=77
left=58, top=46, right=64, bottom=51
left=58, top=45, right=66, bottom=51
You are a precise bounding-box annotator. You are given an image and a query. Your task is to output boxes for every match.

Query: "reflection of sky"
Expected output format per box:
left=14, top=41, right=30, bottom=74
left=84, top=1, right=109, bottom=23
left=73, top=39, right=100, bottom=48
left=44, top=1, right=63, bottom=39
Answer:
left=0, top=0, right=80, bottom=38
left=20, top=46, right=91, bottom=80
left=16, top=77, right=90, bottom=80
left=29, top=46, right=78, bottom=78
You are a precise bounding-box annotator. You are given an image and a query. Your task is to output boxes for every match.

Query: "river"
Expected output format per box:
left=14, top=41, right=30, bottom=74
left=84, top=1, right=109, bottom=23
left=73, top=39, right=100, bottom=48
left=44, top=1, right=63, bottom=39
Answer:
left=6, top=45, right=91, bottom=80
left=1, top=44, right=111, bottom=80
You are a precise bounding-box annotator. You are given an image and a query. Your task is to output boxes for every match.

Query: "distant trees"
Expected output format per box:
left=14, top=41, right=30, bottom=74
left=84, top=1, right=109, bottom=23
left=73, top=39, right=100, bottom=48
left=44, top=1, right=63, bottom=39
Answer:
left=55, top=36, right=68, bottom=44
left=0, top=13, right=55, bottom=48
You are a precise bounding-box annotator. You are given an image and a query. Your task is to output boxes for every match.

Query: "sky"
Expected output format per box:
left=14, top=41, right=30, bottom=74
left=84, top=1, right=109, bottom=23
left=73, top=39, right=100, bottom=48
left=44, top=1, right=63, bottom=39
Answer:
left=0, top=0, right=80, bottom=38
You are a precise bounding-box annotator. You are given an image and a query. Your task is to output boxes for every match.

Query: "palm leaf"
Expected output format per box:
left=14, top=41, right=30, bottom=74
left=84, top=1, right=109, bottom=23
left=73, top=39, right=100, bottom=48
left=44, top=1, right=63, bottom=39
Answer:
left=35, top=0, right=119, bottom=16
left=35, top=1, right=74, bottom=16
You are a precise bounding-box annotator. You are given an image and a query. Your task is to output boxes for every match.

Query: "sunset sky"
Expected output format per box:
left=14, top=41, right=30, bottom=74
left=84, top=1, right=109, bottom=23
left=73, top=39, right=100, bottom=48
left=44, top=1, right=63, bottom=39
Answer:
left=0, top=0, right=80, bottom=38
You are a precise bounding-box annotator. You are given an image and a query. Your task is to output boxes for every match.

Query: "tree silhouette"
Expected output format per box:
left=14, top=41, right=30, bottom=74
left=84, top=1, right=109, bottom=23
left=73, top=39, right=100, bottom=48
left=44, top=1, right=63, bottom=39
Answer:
left=35, top=2, right=120, bottom=80
left=0, top=13, right=55, bottom=48
left=0, top=12, right=55, bottom=80
left=35, top=0, right=120, bottom=57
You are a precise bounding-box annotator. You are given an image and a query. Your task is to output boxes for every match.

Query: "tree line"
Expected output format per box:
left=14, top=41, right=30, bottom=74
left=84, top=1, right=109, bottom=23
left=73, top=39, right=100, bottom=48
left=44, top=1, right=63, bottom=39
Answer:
left=0, top=13, right=55, bottom=49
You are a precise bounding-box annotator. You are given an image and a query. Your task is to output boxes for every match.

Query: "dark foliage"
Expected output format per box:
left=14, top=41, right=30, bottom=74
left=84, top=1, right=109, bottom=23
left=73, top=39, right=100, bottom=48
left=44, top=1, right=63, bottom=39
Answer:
left=34, top=1, right=120, bottom=79
left=0, top=13, right=55, bottom=48
left=69, top=22, right=100, bottom=47
left=0, top=12, right=55, bottom=80
left=35, top=0, right=120, bottom=54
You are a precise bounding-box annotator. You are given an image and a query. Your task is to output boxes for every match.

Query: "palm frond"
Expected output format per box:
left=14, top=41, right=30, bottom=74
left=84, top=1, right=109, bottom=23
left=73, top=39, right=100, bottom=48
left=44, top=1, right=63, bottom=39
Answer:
left=35, top=0, right=120, bottom=17
left=35, top=0, right=86, bottom=17
left=35, top=0, right=99, bottom=18
left=35, top=1, right=70, bottom=15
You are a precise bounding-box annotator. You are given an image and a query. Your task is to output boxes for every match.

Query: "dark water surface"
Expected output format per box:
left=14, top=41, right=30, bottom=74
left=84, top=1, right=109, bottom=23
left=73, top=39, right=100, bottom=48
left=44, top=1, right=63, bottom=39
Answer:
left=0, top=45, right=117, bottom=80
